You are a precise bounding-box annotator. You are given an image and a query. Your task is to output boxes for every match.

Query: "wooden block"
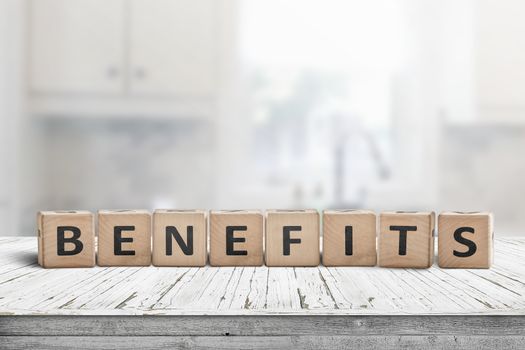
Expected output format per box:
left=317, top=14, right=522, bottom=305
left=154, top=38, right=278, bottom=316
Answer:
left=378, top=211, right=435, bottom=268
left=153, top=209, right=207, bottom=267
left=97, top=209, right=151, bottom=266
left=209, top=210, right=263, bottom=266
left=322, top=209, right=377, bottom=266
left=37, top=210, right=95, bottom=268
left=265, top=209, right=320, bottom=267
left=438, top=212, right=493, bottom=268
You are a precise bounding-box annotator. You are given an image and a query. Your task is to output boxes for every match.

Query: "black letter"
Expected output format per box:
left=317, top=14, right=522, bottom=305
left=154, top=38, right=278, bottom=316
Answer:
left=389, top=225, right=417, bottom=255
left=226, top=226, right=248, bottom=256
left=345, top=226, right=353, bottom=255
left=57, top=226, right=83, bottom=256
left=114, top=226, right=135, bottom=255
left=166, top=226, right=193, bottom=256
left=453, top=227, right=477, bottom=257
left=283, top=226, right=302, bottom=256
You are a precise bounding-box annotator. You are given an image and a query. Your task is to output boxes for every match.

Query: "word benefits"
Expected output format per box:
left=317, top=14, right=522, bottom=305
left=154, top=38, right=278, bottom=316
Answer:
left=37, top=209, right=493, bottom=269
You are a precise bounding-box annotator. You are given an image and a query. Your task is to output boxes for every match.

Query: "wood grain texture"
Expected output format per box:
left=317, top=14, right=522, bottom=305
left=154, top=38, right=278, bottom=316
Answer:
left=97, top=210, right=151, bottom=266
left=152, top=209, right=207, bottom=267
left=265, top=210, right=320, bottom=267
left=209, top=210, right=263, bottom=266
left=322, top=210, right=376, bottom=266
left=1, top=335, right=525, bottom=350
left=2, top=315, right=525, bottom=336
left=0, top=237, right=524, bottom=316
left=37, top=211, right=95, bottom=268
left=438, top=212, right=493, bottom=268
left=378, top=211, right=434, bottom=268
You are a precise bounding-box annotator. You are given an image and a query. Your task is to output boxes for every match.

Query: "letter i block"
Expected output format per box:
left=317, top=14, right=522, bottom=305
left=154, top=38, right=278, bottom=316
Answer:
left=322, top=210, right=377, bottom=266
left=153, top=209, right=207, bottom=267
left=438, top=212, right=493, bottom=268
left=209, top=210, right=263, bottom=266
left=378, top=211, right=435, bottom=268
left=37, top=210, right=95, bottom=268
left=265, top=209, right=320, bottom=267
left=97, top=210, right=151, bottom=266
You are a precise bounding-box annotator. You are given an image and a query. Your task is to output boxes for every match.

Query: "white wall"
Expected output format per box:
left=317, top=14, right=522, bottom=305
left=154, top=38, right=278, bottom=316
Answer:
left=0, top=0, right=19, bottom=234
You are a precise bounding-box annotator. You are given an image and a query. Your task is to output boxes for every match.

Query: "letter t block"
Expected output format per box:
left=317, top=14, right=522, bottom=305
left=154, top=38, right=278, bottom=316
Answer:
left=378, top=211, right=435, bottom=268
left=37, top=210, right=95, bottom=268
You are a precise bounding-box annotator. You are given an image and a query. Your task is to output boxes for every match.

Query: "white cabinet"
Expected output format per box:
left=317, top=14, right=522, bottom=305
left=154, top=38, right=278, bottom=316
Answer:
left=476, top=0, right=525, bottom=123
left=30, top=0, right=125, bottom=94
left=29, top=0, right=223, bottom=116
left=129, top=0, right=217, bottom=96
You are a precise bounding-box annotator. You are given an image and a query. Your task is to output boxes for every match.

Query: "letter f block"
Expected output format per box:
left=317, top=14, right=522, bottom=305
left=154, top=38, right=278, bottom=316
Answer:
left=265, top=209, right=320, bottom=267
left=37, top=210, right=95, bottom=268
left=438, top=212, right=493, bottom=268
left=378, top=211, right=435, bottom=268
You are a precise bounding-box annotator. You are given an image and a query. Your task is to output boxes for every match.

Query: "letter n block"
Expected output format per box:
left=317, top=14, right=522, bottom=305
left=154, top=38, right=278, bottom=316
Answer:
left=209, top=210, right=263, bottom=266
left=265, top=209, right=320, bottom=267
left=98, top=210, right=151, bottom=266
left=153, top=209, right=207, bottom=267
left=438, top=212, right=493, bottom=268
left=378, top=211, right=435, bottom=268
left=37, top=210, right=95, bottom=268
left=322, top=209, right=376, bottom=266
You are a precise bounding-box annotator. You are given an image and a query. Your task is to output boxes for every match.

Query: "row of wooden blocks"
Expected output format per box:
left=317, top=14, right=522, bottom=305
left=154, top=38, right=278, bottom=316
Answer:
left=37, top=209, right=493, bottom=269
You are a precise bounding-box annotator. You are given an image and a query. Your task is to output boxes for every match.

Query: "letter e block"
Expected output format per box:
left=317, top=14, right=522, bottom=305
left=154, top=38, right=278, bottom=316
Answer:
left=98, top=210, right=151, bottom=266
left=209, top=210, right=263, bottom=266
left=37, top=210, right=95, bottom=268
left=378, top=211, right=435, bottom=268
left=323, top=209, right=376, bottom=266
left=153, top=209, right=207, bottom=267
left=265, top=209, right=320, bottom=267
left=438, top=212, right=493, bottom=268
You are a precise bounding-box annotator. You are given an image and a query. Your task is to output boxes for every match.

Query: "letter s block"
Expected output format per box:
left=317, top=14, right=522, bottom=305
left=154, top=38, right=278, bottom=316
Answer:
left=265, top=209, right=320, bottom=267
left=209, top=210, right=263, bottom=266
left=37, top=210, right=95, bottom=268
left=438, top=212, right=493, bottom=268
left=97, top=210, right=151, bottom=266
left=378, top=211, right=435, bottom=268
left=153, top=209, right=207, bottom=267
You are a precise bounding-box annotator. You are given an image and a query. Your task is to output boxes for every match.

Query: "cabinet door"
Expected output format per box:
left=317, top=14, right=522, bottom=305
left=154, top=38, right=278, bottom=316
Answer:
left=30, top=0, right=125, bottom=94
left=477, top=0, right=525, bottom=121
left=129, top=0, right=217, bottom=96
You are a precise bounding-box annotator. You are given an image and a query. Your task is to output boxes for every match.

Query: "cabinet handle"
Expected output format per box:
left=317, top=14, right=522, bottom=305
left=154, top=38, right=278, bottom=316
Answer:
left=134, top=67, right=147, bottom=79
left=106, top=66, right=119, bottom=79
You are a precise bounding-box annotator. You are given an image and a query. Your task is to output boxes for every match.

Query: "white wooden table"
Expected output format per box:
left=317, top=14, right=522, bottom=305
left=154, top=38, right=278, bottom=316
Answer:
left=0, top=237, right=524, bottom=349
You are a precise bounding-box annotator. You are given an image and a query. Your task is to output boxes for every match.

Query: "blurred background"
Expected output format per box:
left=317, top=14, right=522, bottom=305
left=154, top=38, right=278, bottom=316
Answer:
left=0, top=0, right=524, bottom=236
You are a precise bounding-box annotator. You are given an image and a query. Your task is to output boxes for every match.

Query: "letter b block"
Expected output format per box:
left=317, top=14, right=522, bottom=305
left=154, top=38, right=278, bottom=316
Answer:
left=438, top=212, right=493, bottom=268
left=209, top=210, right=263, bottom=266
left=265, top=209, right=320, bottom=266
left=153, top=210, right=207, bottom=266
left=378, top=211, right=435, bottom=268
left=37, top=210, right=95, bottom=268
left=98, top=210, right=151, bottom=266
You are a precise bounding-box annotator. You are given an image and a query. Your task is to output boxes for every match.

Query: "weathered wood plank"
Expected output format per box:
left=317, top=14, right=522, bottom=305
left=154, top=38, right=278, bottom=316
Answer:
left=0, top=238, right=524, bottom=316
left=1, top=335, right=525, bottom=350
left=1, top=315, right=525, bottom=336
